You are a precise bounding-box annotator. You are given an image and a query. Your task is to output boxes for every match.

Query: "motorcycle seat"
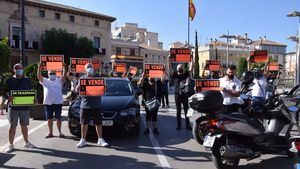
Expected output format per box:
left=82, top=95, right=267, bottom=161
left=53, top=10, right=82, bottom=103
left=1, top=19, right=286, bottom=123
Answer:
left=229, top=112, right=265, bottom=132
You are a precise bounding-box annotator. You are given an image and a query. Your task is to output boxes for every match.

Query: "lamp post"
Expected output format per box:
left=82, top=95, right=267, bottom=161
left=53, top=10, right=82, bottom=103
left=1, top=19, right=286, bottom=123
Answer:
left=287, top=35, right=299, bottom=85
left=287, top=10, right=300, bottom=86
left=220, top=32, right=236, bottom=67
left=20, top=0, right=26, bottom=65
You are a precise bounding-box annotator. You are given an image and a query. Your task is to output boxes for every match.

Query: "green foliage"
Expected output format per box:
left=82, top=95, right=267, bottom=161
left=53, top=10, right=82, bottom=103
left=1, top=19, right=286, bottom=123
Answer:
left=0, top=38, right=11, bottom=73
left=0, top=72, right=12, bottom=96
left=237, top=57, right=247, bottom=77
left=41, top=28, right=94, bottom=65
left=24, top=63, right=43, bottom=103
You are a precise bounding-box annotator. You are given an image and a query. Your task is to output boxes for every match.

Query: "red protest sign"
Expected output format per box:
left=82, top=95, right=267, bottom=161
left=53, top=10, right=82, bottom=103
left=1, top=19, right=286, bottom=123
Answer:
left=144, top=64, right=165, bottom=78
left=92, top=59, right=101, bottom=70
left=195, top=79, right=220, bottom=92
left=268, top=61, right=279, bottom=71
left=79, top=78, right=105, bottom=96
left=70, top=58, right=91, bottom=73
left=249, top=50, right=268, bottom=63
left=129, top=66, right=138, bottom=75
left=169, top=48, right=191, bottom=63
left=40, top=55, right=64, bottom=77
left=205, top=60, right=221, bottom=71
left=113, top=63, right=126, bottom=73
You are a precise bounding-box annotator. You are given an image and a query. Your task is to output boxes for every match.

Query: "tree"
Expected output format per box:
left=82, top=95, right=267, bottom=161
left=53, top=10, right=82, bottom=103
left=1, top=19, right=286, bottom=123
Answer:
left=237, top=57, right=247, bottom=77
left=0, top=38, right=11, bottom=96
left=41, top=28, right=94, bottom=65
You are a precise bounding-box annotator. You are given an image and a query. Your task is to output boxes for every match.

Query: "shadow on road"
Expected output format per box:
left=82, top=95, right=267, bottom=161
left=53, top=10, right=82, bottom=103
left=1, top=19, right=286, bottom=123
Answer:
left=238, top=156, right=294, bottom=169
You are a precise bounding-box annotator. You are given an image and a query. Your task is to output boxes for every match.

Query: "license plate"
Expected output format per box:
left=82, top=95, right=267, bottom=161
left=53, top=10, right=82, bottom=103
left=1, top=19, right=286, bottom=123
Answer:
left=187, top=108, right=194, bottom=117
left=102, top=120, right=113, bottom=126
left=203, top=135, right=216, bottom=148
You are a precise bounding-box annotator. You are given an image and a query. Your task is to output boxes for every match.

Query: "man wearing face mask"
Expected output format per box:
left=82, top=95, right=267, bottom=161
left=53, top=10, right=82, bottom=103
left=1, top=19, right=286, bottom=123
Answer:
left=219, top=65, right=243, bottom=113
left=38, top=64, right=67, bottom=138
left=5, top=63, right=36, bottom=153
left=170, top=63, right=193, bottom=130
left=75, top=63, right=108, bottom=148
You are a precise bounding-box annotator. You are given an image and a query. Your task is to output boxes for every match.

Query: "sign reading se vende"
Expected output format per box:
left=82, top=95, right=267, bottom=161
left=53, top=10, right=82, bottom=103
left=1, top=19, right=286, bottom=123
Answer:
left=113, top=63, right=126, bottom=73
left=205, top=60, right=221, bottom=71
left=144, top=64, right=165, bottom=78
left=70, top=58, right=91, bottom=73
left=169, top=48, right=191, bottom=63
left=268, top=61, right=279, bottom=71
left=11, top=90, right=36, bottom=106
left=40, top=55, right=64, bottom=76
left=79, top=78, right=105, bottom=96
left=129, top=66, right=138, bottom=75
left=92, top=59, right=101, bottom=71
left=195, top=79, right=220, bottom=92
left=249, top=50, right=268, bottom=63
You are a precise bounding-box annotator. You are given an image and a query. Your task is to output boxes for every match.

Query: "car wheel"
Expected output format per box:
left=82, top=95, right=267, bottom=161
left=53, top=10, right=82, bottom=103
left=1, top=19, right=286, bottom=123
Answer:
left=130, top=122, right=140, bottom=135
left=68, top=117, right=81, bottom=137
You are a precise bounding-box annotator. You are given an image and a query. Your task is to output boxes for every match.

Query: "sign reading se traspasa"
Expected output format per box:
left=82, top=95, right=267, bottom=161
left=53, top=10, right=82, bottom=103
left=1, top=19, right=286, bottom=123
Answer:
left=113, top=63, right=126, bottom=73
left=195, top=79, right=220, bottom=92
left=11, top=90, right=36, bottom=106
left=205, top=60, right=221, bottom=71
left=79, top=78, right=105, bottom=96
left=70, top=58, right=91, bottom=73
left=169, top=48, right=191, bottom=63
left=144, top=64, right=165, bottom=78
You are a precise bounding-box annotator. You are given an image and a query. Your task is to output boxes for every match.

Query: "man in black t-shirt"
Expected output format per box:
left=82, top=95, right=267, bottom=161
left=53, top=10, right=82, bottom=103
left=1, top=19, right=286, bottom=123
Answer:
left=170, top=63, right=193, bottom=130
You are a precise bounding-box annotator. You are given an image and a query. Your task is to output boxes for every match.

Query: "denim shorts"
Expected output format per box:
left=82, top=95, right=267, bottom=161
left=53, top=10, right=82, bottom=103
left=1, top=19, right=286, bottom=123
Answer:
left=8, top=108, right=30, bottom=128
left=45, top=104, right=63, bottom=120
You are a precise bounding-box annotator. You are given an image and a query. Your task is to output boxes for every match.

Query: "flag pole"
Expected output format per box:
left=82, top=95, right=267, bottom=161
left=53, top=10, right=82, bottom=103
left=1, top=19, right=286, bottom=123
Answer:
left=188, top=0, right=190, bottom=46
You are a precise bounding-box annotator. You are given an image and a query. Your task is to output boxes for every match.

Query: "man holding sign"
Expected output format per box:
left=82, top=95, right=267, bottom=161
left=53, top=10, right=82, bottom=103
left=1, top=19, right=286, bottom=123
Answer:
left=38, top=63, right=67, bottom=138
left=75, top=63, right=108, bottom=148
left=5, top=64, right=36, bottom=153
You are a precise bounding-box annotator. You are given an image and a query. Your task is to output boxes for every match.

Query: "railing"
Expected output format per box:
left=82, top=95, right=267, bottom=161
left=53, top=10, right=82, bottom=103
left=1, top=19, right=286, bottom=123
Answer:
left=94, top=48, right=106, bottom=55
left=8, top=39, right=39, bottom=50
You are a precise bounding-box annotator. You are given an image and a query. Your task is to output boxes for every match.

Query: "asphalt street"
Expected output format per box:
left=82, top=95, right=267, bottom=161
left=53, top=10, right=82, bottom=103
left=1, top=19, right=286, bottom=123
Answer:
left=0, top=95, right=298, bottom=169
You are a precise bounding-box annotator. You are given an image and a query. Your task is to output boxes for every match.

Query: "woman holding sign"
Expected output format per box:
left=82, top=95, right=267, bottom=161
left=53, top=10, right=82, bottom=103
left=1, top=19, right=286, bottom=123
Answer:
left=138, top=73, right=161, bottom=135
left=38, top=63, right=67, bottom=138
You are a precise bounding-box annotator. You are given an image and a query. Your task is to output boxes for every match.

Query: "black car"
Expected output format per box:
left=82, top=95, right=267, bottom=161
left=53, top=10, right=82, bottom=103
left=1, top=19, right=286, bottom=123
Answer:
left=68, top=78, right=141, bottom=136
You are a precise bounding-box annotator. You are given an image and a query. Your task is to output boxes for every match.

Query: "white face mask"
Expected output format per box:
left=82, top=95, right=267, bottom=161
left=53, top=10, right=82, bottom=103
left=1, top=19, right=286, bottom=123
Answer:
left=86, top=68, right=94, bottom=75
left=49, top=75, right=56, bottom=81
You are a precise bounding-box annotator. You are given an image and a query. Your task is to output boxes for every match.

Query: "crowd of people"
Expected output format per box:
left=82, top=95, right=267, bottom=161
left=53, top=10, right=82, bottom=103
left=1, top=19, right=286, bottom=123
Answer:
left=2, top=60, right=273, bottom=153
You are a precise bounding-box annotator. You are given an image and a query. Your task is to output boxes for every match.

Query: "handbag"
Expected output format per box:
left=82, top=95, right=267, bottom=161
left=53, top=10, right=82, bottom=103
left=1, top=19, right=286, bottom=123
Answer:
left=145, top=97, right=160, bottom=112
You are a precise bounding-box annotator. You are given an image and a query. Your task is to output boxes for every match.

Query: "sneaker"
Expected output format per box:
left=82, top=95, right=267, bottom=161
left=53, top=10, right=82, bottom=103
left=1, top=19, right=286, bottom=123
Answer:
left=24, top=142, right=36, bottom=149
left=76, top=139, right=86, bottom=148
left=97, top=138, right=108, bottom=147
left=144, top=128, right=150, bottom=135
left=153, top=128, right=160, bottom=135
left=5, top=144, right=14, bottom=153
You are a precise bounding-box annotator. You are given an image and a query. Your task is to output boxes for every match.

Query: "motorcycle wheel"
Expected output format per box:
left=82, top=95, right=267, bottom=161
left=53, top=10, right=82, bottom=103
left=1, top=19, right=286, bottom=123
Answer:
left=192, top=116, right=208, bottom=145
left=212, top=137, right=240, bottom=169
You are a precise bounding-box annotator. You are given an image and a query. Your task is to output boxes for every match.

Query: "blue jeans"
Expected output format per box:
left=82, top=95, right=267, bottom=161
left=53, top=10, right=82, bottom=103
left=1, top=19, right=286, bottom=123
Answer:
left=252, top=97, right=265, bottom=113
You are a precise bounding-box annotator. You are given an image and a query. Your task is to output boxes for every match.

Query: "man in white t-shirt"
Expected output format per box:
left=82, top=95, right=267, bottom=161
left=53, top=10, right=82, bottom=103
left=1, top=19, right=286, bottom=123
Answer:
left=37, top=64, right=67, bottom=138
left=219, top=65, right=243, bottom=113
left=251, top=69, right=267, bottom=113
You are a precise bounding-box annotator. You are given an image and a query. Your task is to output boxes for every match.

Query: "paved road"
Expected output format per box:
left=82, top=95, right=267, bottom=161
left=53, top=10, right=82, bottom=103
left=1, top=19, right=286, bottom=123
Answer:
left=0, top=96, right=298, bottom=169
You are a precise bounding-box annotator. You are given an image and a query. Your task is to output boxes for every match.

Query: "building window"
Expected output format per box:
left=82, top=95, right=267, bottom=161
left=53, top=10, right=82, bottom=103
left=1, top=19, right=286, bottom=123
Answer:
left=55, top=13, right=60, bottom=20
left=164, top=56, right=166, bottom=60
left=116, top=47, right=121, bottom=55
left=152, top=55, right=154, bottom=59
left=158, top=55, right=160, bottom=59
left=95, top=20, right=99, bottom=26
left=39, top=10, right=45, bottom=17
left=69, top=15, right=75, bottom=23
left=130, top=49, right=135, bottom=56
left=93, top=37, right=101, bottom=49
left=145, top=54, right=148, bottom=58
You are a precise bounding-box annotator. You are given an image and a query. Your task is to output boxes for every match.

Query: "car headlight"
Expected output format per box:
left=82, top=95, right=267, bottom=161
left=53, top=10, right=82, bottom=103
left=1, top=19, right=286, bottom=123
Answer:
left=120, top=108, right=136, bottom=116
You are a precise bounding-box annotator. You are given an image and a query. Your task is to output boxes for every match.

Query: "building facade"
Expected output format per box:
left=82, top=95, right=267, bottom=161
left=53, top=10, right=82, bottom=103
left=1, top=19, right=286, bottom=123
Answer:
left=111, top=23, right=169, bottom=75
left=284, top=52, right=296, bottom=78
left=0, top=0, right=115, bottom=68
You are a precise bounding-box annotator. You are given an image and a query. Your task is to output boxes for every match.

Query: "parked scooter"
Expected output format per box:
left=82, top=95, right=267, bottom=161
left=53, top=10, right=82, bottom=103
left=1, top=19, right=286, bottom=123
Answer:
left=195, top=85, right=299, bottom=169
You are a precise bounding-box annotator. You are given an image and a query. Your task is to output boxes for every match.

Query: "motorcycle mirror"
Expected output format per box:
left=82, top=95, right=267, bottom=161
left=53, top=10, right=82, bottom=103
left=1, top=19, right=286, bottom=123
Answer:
left=288, top=106, right=298, bottom=112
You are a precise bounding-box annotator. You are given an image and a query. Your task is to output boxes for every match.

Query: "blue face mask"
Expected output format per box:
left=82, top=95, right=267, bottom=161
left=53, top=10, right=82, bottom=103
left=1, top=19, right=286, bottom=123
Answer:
left=87, top=68, right=94, bottom=75
left=49, top=75, right=56, bottom=80
left=16, top=69, right=24, bottom=76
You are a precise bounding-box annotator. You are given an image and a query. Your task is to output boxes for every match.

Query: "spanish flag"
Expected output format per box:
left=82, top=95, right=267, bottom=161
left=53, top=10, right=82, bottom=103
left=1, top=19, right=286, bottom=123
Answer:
left=189, top=0, right=196, bottom=21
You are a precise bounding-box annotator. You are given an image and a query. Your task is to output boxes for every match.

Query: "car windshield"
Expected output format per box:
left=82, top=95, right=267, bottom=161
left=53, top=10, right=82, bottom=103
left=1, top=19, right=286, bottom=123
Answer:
left=105, top=79, right=133, bottom=96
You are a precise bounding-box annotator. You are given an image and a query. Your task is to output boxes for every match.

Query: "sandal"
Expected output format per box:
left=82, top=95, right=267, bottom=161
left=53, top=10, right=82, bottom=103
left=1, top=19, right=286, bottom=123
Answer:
left=59, top=133, right=65, bottom=138
left=45, top=134, right=54, bottom=138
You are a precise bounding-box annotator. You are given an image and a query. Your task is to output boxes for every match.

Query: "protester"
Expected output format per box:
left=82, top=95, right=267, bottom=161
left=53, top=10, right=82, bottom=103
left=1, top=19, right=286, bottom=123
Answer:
left=138, top=73, right=161, bottom=135
left=170, top=63, right=193, bottom=130
left=219, top=65, right=243, bottom=113
left=76, top=63, right=108, bottom=148
left=66, top=69, right=81, bottom=102
left=5, top=63, right=36, bottom=153
left=251, top=69, right=268, bottom=115
left=161, top=74, right=170, bottom=108
left=37, top=64, right=66, bottom=138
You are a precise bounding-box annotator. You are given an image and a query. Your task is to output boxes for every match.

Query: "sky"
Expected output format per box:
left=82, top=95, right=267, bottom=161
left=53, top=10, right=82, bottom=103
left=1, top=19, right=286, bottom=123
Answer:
left=46, top=0, right=300, bottom=52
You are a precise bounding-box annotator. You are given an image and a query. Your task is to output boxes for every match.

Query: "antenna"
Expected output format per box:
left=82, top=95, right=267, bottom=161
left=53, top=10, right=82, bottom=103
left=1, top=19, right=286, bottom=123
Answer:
left=77, top=0, right=80, bottom=8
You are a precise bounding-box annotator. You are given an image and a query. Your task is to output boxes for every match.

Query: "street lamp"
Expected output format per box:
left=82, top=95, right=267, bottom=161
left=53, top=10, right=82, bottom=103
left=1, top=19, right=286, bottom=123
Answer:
left=287, top=10, right=300, bottom=86
left=220, top=32, right=236, bottom=67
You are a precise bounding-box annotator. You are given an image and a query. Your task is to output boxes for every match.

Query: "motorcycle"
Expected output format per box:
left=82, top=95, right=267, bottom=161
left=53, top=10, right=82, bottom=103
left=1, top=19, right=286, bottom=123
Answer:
left=198, top=85, right=300, bottom=169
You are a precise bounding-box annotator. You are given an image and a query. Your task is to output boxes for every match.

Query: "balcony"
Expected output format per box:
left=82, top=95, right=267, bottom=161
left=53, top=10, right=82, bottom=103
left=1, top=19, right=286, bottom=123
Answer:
left=94, top=48, right=106, bottom=55
left=8, top=39, right=39, bottom=50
